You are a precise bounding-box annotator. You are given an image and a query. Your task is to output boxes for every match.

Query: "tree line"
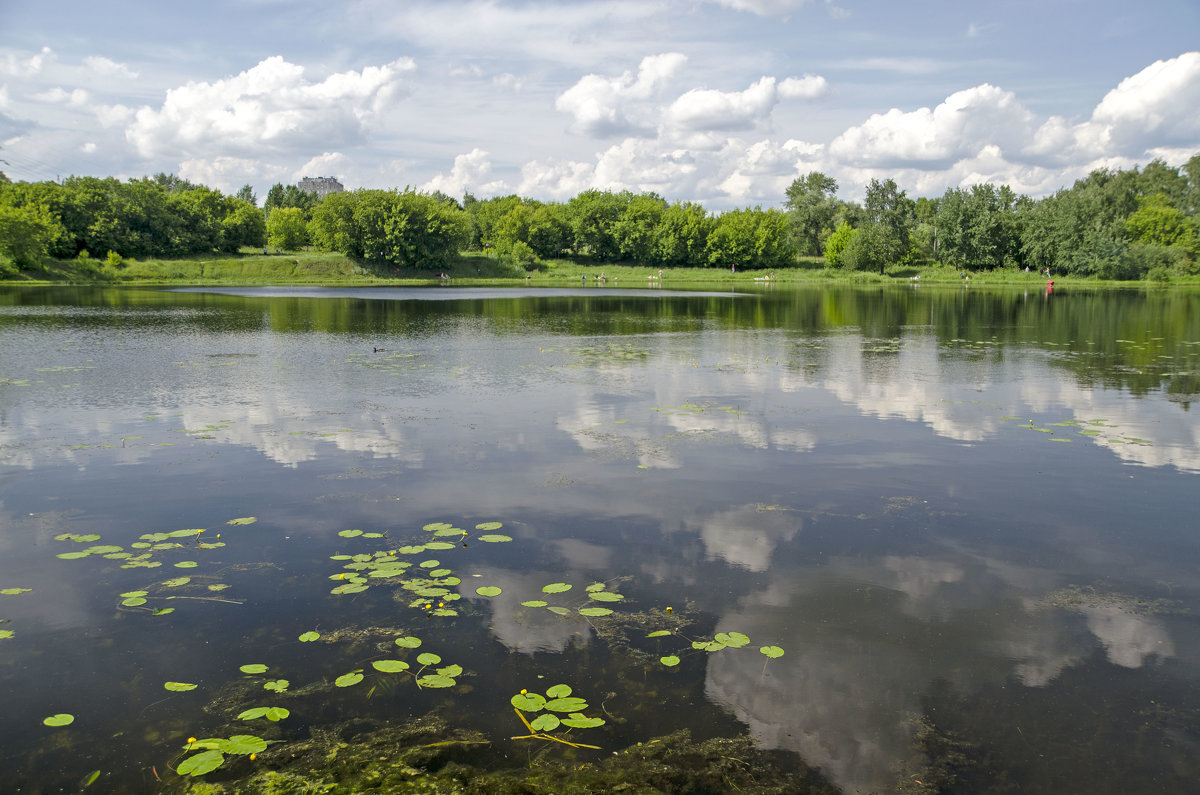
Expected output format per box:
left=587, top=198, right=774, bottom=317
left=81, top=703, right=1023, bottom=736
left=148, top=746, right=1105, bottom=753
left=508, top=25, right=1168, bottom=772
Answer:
left=3, top=152, right=1198, bottom=279
left=789, top=155, right=1200, bottom=279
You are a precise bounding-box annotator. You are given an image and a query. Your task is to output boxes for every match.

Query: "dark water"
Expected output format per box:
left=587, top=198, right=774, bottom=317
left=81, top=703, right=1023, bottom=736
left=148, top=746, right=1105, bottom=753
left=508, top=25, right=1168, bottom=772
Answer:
left=1, top=284, right=1198, bottom=793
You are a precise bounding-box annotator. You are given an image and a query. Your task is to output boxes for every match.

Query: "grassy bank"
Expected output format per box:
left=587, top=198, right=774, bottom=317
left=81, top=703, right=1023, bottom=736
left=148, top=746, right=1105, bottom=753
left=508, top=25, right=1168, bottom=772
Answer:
left=3, top=248, right=1197, bottom=287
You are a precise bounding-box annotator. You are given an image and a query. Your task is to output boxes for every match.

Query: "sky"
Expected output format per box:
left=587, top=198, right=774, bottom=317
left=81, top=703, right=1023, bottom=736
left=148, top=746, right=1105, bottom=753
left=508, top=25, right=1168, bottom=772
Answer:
left=1, top=0, right=1199, bottom=208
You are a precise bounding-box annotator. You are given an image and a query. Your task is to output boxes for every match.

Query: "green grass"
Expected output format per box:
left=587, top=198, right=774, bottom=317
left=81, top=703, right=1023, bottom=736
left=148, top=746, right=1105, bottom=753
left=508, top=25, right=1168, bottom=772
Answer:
left=4, top=248, right=1199, bottom=287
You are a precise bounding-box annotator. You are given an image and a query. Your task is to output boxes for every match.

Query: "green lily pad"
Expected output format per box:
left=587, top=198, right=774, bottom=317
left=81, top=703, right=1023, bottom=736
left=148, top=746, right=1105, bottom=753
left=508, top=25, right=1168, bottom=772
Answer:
left=163, top=577, right=191, bottom=587
left=174, top=561, right=199, bottom=569
left=511, top=692, right=547, bottom=712
left=298, top=631, right=320, bottom=642
left=424, top=542, right=456, bottom=550
left=546, top=684, right=572, bottom=698
left=521, top=600, right=548, bottom=607
left=546, top=606, right=571, bottom=616
left=394, top=635, right=422, bottom=648
left=478, top=534, right=512, bottom=543
left=239, top=706, right=290, bottom=721
left=531, top=713, right=560, bottom=731
left=372, top=660, right=410, bottom=673
left=715, top=632, right=750, bottom=648
left=263, top=679, right=289, bottom=692
left=579, top=607, right=613, bottom=617
left=178, top=749, right=224, bottom=776
left=226, top=517, right=257, bottom=525
left=474, top=521, right=503, bottom=531
left=220, top=734, right=268, bottom=755
left=338, top=529, right=363, bottom=537
left=542, top=583, right=572, bottom=594
left=545, top=697, right=589, bottom=713
left=239, top=664, right=268, bottom=674
left=423, top=522, right=453, bottom=532
left=475, top=586, right=502, bottom=597
left=164, top=682, right=197, bottom=692
left=121, top=597, right=147, bottom=607
left=760, top=645, right=785, bottom=658
left=661, top=655, right=681, bottom=667
left=56, top=551, right=92, bottom=560
left=417, top=674, right=456, bottom=688
left=152, top=607, right=175, bottom=616
left=647, top=630, right=672, bottom=638
left=335, top=672, right=364, bottom=687
left=588, top=591, right=624, bottom=602
left=416, top=652, right=442, bottom=666
left=561, top=713, right=606, bottom=728
left=43, top=713, right=74, bottom=726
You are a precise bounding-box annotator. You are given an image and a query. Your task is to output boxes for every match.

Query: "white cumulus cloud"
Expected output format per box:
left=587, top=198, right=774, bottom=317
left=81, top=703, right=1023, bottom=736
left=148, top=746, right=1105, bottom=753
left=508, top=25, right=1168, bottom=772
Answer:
left=0, top=46, right=53, bottom=76
left=421, top=148, right=505, bottom=197
left=555, top=52, right=687, bottom=137
left=126, top=55, right=416, bottom=159
left=666, top=75, right=826, bottom=132
left=82, top=56, right=138, bottom=79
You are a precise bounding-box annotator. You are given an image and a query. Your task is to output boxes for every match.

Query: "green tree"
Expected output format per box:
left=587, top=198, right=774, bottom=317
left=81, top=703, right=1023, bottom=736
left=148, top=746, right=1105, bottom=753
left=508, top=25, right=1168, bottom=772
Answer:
left=823, top=221, right=855, bottom=268
left=567, top=190, right=631, bottom=260
left=705, top=207, right=795, bottom=270
left=0, top=202, right=57, bottom=268
left=235, top=184, right=257, bottom=206
left=613, top=193, right=667, bottom=263
left=653, top=201, right=712, bottom=268
left=784, top=171, right=840, bottom=256
left=221, top=198, right=266, bottom=251
left=267, top=207, right=308, bottom=250
left=860, top=178, right=913, bottom=274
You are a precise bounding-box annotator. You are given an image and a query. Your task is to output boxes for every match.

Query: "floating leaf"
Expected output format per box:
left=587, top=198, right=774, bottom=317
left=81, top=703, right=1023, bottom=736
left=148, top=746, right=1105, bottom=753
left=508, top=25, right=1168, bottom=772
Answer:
left=152, top=608, right=175, bottom=616
left=84, top=545, right=123, bottom=554
left=475, top=586, right=502, bottom=597
left=511, top=692, right=547, bottom=712
left=168, top=529, right=202, bottom=538
left=263, top=680, right=289, bottom=692
left=239, top=664, right=268, bottom=674
left=164, top=682, right=198, bottom=692
left=395, top=545, right=426, bottom=554
left=163, top=577, right=191, bottom=587
left=178, top=750, right=224, bottom=776
left=546, top=606, right=571, bottom=616
left=121, top=597, right=147, bottom=607
left=438, top=664, right=464, bottom=677
left=542, top=583, right=572, bottom=594
left=430, top=608, right=458, bottom=617
left=335, top=672, right=364, bottom=687
left=475, top=521, right=503, bottom=531
left=394, top=636, right=422, bottom=649
left=478, top=534, right=512, bottom=543
left=338, top=529, right=363, bottom=538
left=759, top=645, right=785, bottom=659
left=43, top=713, right=75, bottom=726
left=226, top=517, right=257, bottom=525
left=434, top=528, right=463, bottom=537
left=647, top=630, right=672, bottom=638
left=585, top=583, right=606, bottom=592
left=660, top=655, right=681, bottom=667
left=425, top=542, right=456, bottom=550
left=56, top=551, right=91, bottom=560
left=416, top=652, right=442, bottom=666
left=422, top=522, right=452, bottom=532
left=221, top=735, right=268, bottom=755
left=239, top=706, right=290, bottom=722
left=545, top=697, right=589, bottom=713
left=561, top=713, right=606, bottom=728
left=417, top=674, right=456, bottom=688
left=74, top=534, right=102, bottom=542
left=546, top=684, right=573, bottom=698
left=531, top=713, right=560, bottom=731
left=715, top=632, right=750, bottom=648
left=588, top=591, right=624, bottom=602
left=0, top=629, right=14, bottom=639
left=521, top=600, right=548, bottom=608
left=579, top=607, right=613, bottom=617
left=298, top=631, right=320, bottom=642
left=174, top=561, right=199, bottom=569
left=372, top=660, right=410, bottom=673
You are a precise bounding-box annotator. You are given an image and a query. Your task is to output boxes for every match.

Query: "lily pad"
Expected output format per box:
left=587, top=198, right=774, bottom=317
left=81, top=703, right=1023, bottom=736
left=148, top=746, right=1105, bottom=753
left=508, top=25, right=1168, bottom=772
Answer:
left=475, top=521, right=503, bottom=531
left=394, top=635, right=422, bottom=649
left=546, top=606, right=571, bottom=616
left=647, top=630, right=672, bottom=638
left=579, top=607, right=614, bottom=617
left=164, top=682, right=198, bottom=692
left=298, top=631, right=320, bottom=642
left=43, top=713, right=74, bottom=727
left=561, top=713, right=606, bottom=728
left=221, top=735, right=268, bottom=754
left=335, top=672, right=364, bottom=687
left=416, top=652, right=442, bottom=666
left=542, top=583, right=572, bottom=594
left=174, top=561, right=199, bottom=569
left=177, top=750, right=224, bottom=776
left=588, top=591, right=624, bottom=602
left=372, top=660, right=410, bottom=673
left=239, top=664, right=268, bottom=674
left=546, top=684, right=572, bottom=698
left=417, top=674, right=456, bottom=688
left=338, top=529, right=363, bottom=538
left=521, top=600, right=548, bottom=607
left=715, top=632, right=750, bottom=648
left=531, top=713, right=560, bottom=731
left=475, top=586, right=502, bottom=597
left=238, top=706, right=290, bottom=721
left=478, top=534, right=512, bottom=543
left=511, top=692, right=547, bottom=712
left=263, top=679, right=289, bottom=692
left=759, top=645, right=785, bottom=658
left=226, top=517, right=257, bottom=525
left=545, top=696, right=589, bottom=713
left=661, top=655, right=681, bottom=667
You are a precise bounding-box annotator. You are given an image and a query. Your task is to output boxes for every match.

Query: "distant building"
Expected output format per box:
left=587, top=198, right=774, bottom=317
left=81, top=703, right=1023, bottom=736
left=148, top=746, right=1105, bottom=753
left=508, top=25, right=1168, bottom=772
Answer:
left=297, top=176, right=344, bottom=198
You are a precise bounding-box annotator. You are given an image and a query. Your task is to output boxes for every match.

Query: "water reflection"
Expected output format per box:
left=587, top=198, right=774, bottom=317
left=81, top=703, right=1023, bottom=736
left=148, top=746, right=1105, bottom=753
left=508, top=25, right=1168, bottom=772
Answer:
left=1, top=285, right=1198, bottom=793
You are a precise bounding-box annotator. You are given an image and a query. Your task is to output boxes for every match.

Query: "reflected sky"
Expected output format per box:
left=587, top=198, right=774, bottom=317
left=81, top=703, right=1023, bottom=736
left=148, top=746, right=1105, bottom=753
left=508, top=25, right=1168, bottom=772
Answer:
left=1, top=286, right=1198, bottom=793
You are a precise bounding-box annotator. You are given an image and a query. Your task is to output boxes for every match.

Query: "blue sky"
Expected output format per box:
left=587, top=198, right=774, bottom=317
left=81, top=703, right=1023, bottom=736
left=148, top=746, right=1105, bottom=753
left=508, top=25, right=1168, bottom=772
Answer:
left=1, top=0, right=1198, bottom=207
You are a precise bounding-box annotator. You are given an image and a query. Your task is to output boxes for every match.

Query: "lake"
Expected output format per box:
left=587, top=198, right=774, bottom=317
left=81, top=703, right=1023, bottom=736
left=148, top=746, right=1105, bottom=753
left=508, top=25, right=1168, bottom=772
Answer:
left=1, top=283, right=1198, bottom=793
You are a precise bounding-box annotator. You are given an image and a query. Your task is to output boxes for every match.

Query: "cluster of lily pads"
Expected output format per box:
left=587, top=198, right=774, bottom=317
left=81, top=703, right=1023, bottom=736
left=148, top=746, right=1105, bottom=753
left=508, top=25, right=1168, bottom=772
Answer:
left=325, top=521, right=511, bottom=616
left=1, top=585, right=30, bottom=640
left=511, top=683, right=607, bottom=749
left=510, top=580, right=627, bottom=619
left=647, top=628, right=785, bottom=669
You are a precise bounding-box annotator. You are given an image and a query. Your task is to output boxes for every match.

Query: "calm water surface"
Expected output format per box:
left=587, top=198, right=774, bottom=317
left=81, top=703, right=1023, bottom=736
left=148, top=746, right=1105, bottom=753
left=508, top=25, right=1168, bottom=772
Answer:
left=1, top=284, right=1198, bottom=793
